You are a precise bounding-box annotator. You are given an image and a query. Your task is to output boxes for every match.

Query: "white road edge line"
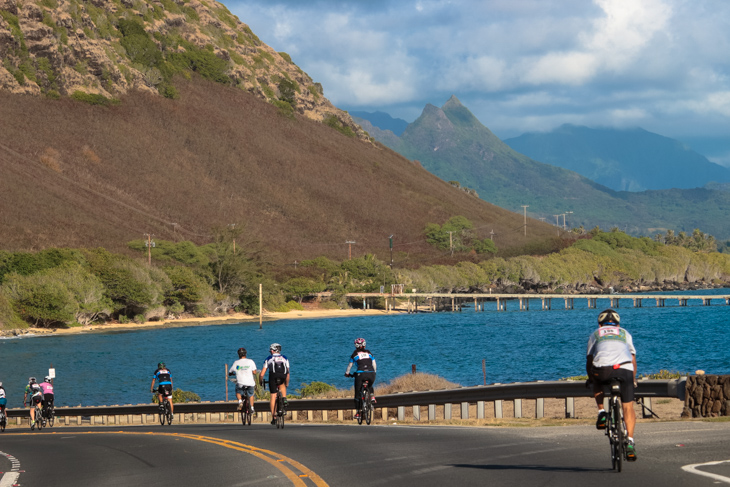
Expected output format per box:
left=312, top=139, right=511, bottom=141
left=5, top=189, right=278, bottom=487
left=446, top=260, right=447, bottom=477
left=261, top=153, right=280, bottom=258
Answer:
left=682, top=460, right=730, bottom=484
left=0, top=472, right=19, bottom=487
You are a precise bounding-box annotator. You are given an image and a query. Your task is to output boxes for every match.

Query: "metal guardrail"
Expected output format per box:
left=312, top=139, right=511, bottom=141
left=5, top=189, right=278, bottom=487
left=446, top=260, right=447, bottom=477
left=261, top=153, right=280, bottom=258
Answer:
left=2, top=378, right=685, bottom=418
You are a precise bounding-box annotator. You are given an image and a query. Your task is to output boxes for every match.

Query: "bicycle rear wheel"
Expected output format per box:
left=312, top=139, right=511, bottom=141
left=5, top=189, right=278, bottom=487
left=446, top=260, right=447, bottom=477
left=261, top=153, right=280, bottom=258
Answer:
left=48, top=408, right=55, bottom=427
left=36, top=406, right=43, bottom=430
left=0, top=412, right=5, bottom=432
left=364, top=390, right=372, bottom=425
left=159, top=403, right=165, bottom=425
left=166, top=402, right=173, bottom=425
left=613, top=399, right=624, bottom=472
left=278, top=394, right=285, bottom=429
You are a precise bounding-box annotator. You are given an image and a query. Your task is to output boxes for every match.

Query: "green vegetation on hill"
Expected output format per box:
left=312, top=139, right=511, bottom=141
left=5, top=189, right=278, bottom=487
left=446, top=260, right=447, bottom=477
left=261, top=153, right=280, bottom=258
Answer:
left=1, top=229, right=728, bottom=329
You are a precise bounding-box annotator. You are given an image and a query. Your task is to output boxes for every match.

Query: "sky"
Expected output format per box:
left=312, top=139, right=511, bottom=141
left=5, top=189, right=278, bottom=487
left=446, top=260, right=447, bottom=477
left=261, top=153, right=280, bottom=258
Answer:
left=227, top=0, right=730, bottom=165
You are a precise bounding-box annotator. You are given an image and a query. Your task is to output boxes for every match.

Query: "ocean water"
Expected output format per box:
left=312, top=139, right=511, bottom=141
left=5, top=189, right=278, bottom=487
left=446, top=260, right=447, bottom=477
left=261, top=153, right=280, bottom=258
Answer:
left=1, top=289, right=729, bottom=407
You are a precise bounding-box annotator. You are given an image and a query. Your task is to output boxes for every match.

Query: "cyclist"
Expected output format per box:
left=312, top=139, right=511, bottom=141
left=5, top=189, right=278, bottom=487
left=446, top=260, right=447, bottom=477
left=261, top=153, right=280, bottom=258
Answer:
left=345, top=338, right=377, bottom=420
left=150, top=362, right=174, bottom=420
left=0, top=382, right=6, bottom=419
left=258, top=343, right=289, bottom=425
left=23, top=377, right=43, bottom=428
left=229, top=347, right=258, bottom=414
left=39, top=376, right=54, bottom=419
left=586, top=308, right=637, bottom=461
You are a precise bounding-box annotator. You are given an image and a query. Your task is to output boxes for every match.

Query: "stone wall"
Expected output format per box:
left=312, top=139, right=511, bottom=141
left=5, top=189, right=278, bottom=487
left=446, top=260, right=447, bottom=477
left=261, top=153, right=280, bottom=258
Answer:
left=681, top=374, right=730, bottom=418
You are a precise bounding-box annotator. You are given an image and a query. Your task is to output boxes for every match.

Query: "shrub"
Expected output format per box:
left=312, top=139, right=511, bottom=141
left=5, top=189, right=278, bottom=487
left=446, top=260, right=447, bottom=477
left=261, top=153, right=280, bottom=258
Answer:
left=323, top=115, right=355, bottom=137
left=297, top=381, right=338, bottom=398
left=152, top=388, right=200, bottom=403
left=376, top=373, right=459, bottom=395
left=169, top=48, right=230, bottom=84
left=71, top=91, right=119, bottom=106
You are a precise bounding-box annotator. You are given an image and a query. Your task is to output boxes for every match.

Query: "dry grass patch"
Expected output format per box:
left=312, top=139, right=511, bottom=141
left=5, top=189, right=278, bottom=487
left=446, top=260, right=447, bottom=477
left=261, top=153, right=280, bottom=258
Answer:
left=376, top=372, right=459, bottom=395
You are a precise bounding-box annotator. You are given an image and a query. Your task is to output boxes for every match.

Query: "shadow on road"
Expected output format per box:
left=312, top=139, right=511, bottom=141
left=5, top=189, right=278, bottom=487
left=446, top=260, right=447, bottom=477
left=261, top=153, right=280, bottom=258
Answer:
left=451, top=464, right=605, bottom=473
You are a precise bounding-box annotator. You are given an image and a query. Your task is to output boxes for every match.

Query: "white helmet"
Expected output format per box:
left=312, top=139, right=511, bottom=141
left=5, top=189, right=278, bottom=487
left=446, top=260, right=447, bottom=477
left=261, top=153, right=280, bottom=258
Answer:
left=270, top=343, right=281, bottom=353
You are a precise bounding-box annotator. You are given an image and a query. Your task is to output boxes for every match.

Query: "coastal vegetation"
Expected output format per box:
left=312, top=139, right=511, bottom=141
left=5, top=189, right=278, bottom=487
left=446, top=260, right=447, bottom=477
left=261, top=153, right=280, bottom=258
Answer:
left=1, top=228, right=729, bottom=330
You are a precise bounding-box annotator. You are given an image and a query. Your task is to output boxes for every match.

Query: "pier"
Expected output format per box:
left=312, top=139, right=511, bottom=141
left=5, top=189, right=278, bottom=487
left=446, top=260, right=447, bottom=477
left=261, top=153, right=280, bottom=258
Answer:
left=343, top=292, right=730, bottom=313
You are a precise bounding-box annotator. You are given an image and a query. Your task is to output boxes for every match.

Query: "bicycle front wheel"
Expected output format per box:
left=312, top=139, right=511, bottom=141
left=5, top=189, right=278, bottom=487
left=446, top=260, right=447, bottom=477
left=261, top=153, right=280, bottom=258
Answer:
left=613, top=399, right=624, bottom=472
left=364, top=390, right=372, bottom=425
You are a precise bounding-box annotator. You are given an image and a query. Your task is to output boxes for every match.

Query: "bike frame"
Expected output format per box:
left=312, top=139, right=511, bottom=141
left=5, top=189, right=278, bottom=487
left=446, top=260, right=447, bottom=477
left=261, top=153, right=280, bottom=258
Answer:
left=605, top=379, right=628, bottom=472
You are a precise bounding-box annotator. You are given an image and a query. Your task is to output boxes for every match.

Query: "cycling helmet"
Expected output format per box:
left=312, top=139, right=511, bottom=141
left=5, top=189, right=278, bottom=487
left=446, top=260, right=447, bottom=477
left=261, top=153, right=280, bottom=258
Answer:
left=29, top=377, right=36, bottom=383
left=354, top=338, right=366, bottom=349
left=237, top=347, right=247, bottom=358
left=44, top=376, right=51, bottom=382
left=598, top=309, right=620, bottom=326
left=270, top=343, right=281, bottom=353
left=157, top=362, right=166, bottom=369
left=0, top=382, right=3, bottom=387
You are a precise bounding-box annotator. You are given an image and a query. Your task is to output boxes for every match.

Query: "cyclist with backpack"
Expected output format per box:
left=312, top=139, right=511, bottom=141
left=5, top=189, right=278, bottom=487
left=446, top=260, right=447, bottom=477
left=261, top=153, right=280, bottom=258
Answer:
left=150, top=362, right=174, bottom=420
left=586, top=309, right=638, bottom=461
left=258, top=343, right=289, bottom=425
left=39, top=376, right=54, bottom=418
left=23, top=377, right=43, bottom=428
left=345, top=338, right=377, bottom=420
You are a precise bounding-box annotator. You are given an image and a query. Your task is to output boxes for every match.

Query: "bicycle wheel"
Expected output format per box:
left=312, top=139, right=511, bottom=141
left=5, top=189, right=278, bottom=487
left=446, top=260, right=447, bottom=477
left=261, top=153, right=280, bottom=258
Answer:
left=35, top=406, right=43, bottom=430
left=247, top=409, right=252, bottom=426
left=240, top=409, right=247, bottom=425
left=0, top=412, right=5, bottom=432
left=613, top=399, right=624, bottom=472
left=158, top=403, right=165, bottom=425
left=166, top=402, right=173, bottom=425
left=364, top=390, right=372, bottom=425
left=48, top=408, right=55, bottom=427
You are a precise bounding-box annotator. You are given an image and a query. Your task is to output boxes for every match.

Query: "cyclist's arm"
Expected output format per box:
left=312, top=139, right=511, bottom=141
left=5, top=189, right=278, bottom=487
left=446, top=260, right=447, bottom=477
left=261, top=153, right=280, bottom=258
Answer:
left=284, top=372, right=290, bottom=387
left=586, top=354, right=594, bottom=378
left=345, top=361, right=354, bottom=375
left=372, top=358, right=377, bottom=373
left=150, top=378, right=156, bottom=393
left=631, top=354, right=637, bottom=384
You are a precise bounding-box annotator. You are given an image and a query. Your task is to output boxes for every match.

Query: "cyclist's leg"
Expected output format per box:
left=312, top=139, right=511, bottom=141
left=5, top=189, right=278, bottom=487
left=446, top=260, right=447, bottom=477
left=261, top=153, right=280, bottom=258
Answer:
left=235, top=384, right=244, bottom=410
left=353, top=373, right=364, bottom=412
left=164, top=385, right=174, bottom=415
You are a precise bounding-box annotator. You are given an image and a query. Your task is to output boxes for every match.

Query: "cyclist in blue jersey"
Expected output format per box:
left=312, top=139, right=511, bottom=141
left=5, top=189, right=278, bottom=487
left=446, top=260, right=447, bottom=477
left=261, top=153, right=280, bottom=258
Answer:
left=345, top=338, right=377, bottom=420
left=150, top=362, right=174, bottom=420
left=258, top=343, right=289, bottom=425
left=587, top=309, right=637, bottom=461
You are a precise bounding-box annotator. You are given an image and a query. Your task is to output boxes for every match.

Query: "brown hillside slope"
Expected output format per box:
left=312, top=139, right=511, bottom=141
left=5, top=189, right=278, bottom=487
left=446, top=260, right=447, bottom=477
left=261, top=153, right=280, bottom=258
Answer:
left=0, top=77, right=558, bottom=266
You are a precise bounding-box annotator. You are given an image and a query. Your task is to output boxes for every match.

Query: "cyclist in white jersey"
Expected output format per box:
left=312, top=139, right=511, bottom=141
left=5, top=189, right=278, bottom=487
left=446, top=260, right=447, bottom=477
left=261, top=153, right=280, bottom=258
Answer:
left=229, top=347, right=258, bottom=413
left=586, top=308, right=637, bottom=461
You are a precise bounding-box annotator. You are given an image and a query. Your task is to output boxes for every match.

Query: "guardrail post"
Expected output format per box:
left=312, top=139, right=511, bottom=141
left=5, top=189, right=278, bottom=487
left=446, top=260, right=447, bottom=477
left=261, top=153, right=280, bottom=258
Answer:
left=461, top=402, right=469, bottom=419
left=398, top=406, right=405, bottom=421
left=641, top=397, right=653, bottom=418
left=477, top=401, right=485, bottom=419
left=413, top=405, right=420, bottom=421
left=428, top=404, right=435, bottom=421
left=495, top=400, right=503, bottom=419
left=307, top=410, right=313, bottom=421
left=140, top=414, right=146, bottom=424
left=565, top=397, right=575, bottom=418
left=536, top=398, right=544, bottom=418
left=322, top=410, right=328, bottom=421
left=514, top=399, right=522, bottom=418
left=381, top=408, right=387, bottom=420
left=337, top=410, right=342, bottom=421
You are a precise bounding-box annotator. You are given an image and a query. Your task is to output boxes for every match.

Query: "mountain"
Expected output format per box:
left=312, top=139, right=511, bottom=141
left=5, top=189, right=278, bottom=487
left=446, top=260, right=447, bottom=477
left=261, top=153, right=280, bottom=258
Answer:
left=369, top=96, right=730, bottom=239
left=0, top=2, right=563, bottom=266
left=0, top=0, right=365, bottom=139
left=350, top=111, right=409, bottom=136
left=503, top=124, right=730, bottom=192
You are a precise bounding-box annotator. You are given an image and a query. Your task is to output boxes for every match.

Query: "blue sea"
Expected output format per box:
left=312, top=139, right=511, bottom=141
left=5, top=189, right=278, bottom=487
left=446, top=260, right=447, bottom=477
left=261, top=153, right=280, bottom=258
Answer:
left=1, top=289, right=729, bottom=407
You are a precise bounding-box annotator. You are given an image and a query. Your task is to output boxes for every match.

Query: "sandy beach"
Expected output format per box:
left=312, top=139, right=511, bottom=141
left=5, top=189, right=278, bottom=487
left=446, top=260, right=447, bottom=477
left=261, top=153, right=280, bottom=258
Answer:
left=14, top=307, right=405, bottom=337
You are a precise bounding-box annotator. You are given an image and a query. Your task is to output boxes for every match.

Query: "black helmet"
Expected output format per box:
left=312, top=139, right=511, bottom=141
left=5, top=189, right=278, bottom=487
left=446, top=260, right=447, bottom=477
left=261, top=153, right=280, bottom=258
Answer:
left=237, top=347, right=247, bottom=358
left=157, top=362, right=166, bottom=369
left=598, top=309, right=620, bottom=326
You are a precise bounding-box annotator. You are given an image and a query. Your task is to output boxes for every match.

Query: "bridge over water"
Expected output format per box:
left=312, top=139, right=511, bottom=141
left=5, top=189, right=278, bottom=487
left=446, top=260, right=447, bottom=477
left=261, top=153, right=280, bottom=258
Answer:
left=344, top=292, right=730, bottom=312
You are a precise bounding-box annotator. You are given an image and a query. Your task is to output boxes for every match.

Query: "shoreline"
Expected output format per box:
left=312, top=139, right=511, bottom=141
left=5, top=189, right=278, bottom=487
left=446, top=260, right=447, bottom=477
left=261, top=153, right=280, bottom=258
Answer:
left=6, top=307, right=405, bottom=338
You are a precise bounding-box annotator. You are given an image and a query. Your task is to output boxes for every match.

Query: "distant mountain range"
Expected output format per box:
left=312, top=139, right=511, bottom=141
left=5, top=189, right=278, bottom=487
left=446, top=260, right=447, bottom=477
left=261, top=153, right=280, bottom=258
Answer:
left=503, top=124, right=730, bottom=192
left=350, top=111, right=409, bottom=136
left=356, top=97, right=730, bottom=239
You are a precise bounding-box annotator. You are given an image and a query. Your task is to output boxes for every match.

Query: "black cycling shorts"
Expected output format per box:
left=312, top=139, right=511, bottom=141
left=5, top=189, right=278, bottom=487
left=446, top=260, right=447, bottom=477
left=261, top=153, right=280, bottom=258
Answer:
left=43, top=394, right=54, bottom=406
left=157, top=384, right=173, bottom=397
left=591, top=366, right=634, bottom=403
left=267, top=374, right=287, bottom=393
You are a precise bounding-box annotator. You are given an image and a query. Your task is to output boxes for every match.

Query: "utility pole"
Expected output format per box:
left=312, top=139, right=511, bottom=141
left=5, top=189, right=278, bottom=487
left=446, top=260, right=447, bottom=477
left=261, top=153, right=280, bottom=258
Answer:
left=521, top=205, right=529, bottom=236
left=553, top=215, right=560, bottom=236
left=565, top=211, right=573, bottom=231
left=561, top=213, right=567, bottom=231
left=489, top=230, right=495, bottom=241
left=346, top=240, right=355, bottom=260
left=389, top=235, right=394, bottom=269
left=144, top=233, right=154, bottom=266
left=448, top=231, right=453, bottom=256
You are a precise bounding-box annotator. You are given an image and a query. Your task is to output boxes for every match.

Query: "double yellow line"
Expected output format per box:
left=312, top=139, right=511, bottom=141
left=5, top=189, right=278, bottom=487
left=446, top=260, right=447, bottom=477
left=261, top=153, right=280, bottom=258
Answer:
left=8, top=431, right=329, bottom=486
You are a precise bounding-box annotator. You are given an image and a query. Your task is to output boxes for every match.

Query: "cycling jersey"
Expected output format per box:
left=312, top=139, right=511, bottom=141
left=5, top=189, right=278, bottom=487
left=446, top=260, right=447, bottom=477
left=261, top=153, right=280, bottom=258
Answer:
left=346, top=350, right=377, bottom=375
left=25, top=383, right=42, bottom=405
left=153, top=368, right=172, bottom=385
left=0, top=386, right=5, bottom=399
left=261, top=354, right=289, bottom=376
left=587, top=326, right=636, bottom=371
left=229, top=358, right=257, bottom=386
left=40, top=382, right=54, bottom=395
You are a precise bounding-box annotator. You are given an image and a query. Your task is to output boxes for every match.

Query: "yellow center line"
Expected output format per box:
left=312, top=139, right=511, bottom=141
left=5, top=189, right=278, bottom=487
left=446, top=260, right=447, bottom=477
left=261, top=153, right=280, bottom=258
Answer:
left=5, top=431, right=328, bottom=487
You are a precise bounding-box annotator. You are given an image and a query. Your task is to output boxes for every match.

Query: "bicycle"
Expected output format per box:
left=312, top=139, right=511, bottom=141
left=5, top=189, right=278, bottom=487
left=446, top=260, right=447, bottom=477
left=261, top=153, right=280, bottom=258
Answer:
left=158, top=394, right=173, bottom=425
left=604, top=378, right=629, bottom=472
left=229, top=376, right=254, bottom=426
left=0, top=408, right=6, bottom=432
left=263, top=378, right=286, bottom=429
left=347, top=374, right=374, bottom=425
left=40, top=399, right=55, bottom=427
left=31, top=400, right=44, bottom=430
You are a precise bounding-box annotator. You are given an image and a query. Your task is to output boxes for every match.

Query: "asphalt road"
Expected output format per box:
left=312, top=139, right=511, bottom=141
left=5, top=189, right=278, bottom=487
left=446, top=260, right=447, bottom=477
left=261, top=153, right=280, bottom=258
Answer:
left=1, top=420, right=729, bottom=486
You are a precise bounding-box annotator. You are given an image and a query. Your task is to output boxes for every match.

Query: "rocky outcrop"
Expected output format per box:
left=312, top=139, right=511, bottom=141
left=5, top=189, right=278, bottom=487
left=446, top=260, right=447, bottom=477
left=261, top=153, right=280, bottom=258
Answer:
left=0, top=0, right=366, bottom=139
left=682, top=374, right=730, bottom=418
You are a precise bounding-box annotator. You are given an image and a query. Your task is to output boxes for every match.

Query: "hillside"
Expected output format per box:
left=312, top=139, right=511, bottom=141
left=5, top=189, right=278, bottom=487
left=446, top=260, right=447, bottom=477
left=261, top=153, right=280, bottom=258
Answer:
left=368, top=96, right=730, bottom=240
left=504, top=124, right=730, bottom=192
left=0, top=0, right=365, bottom=138
left=0, top=78, right=561, bottom=267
